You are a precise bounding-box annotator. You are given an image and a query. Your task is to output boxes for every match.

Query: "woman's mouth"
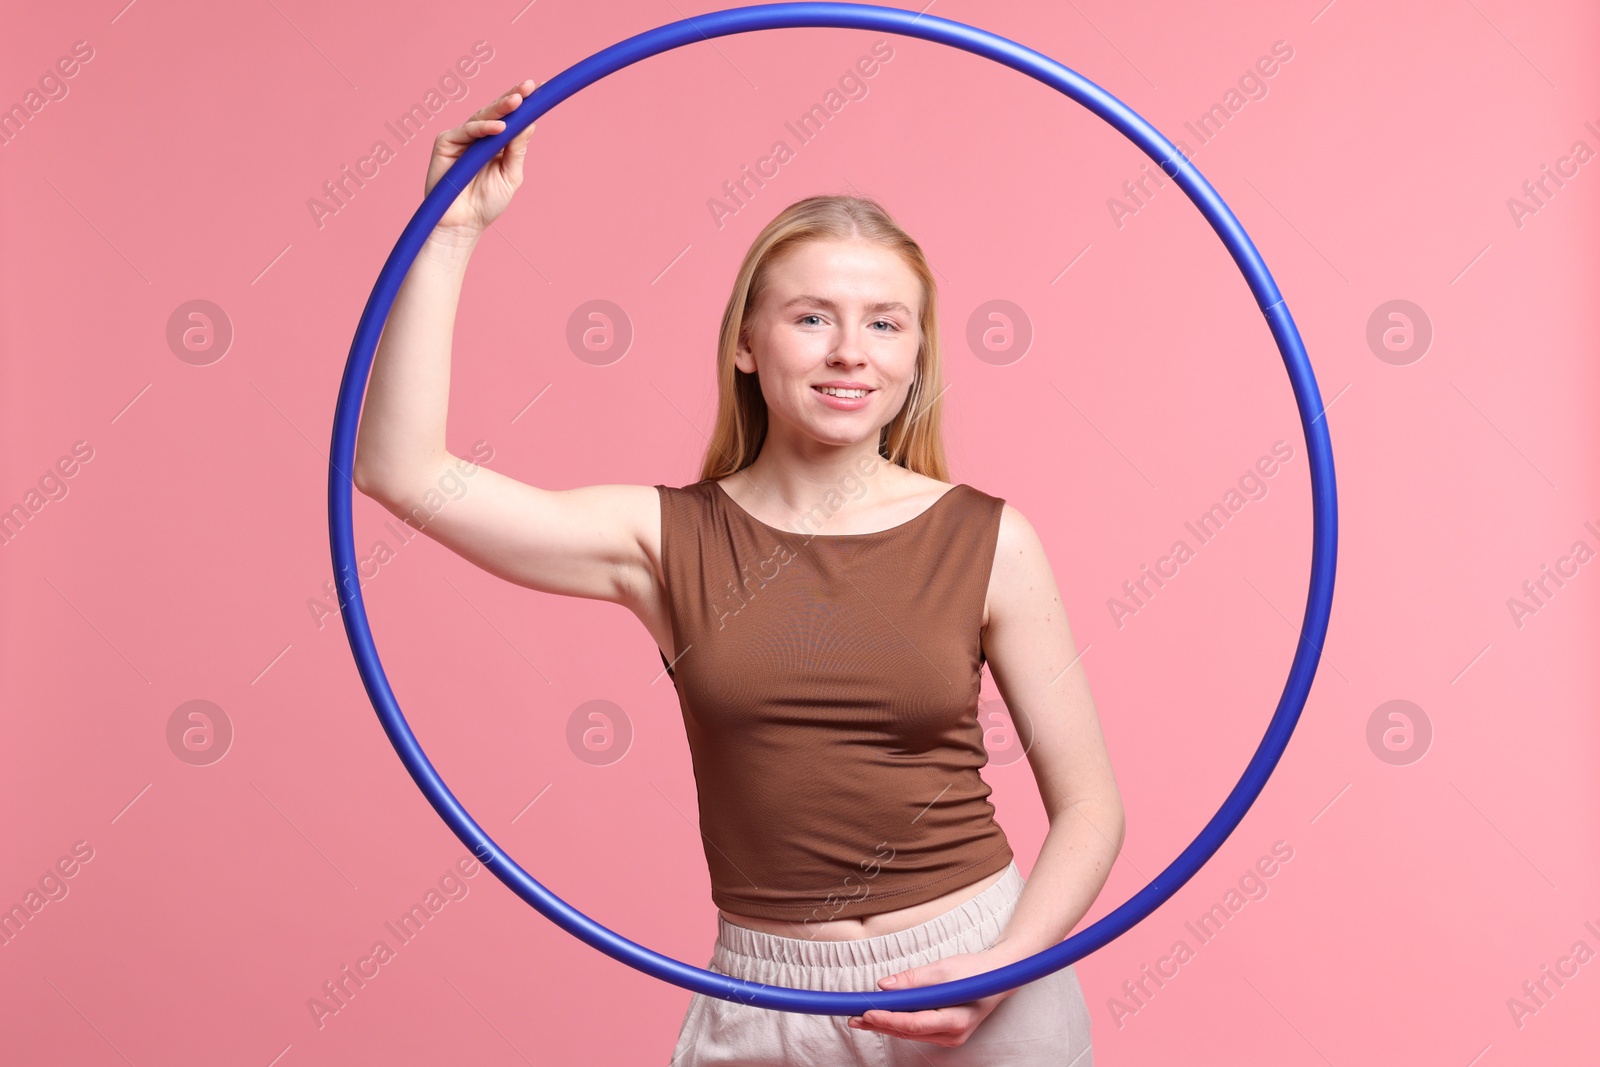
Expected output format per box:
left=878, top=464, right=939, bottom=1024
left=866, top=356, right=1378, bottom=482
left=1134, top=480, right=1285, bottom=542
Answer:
left=812, top=385, right=874, bottom=410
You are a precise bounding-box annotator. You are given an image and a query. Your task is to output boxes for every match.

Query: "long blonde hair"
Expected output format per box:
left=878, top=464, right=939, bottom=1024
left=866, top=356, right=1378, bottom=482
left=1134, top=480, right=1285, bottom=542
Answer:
left=698, top=194, right=950, bottom=483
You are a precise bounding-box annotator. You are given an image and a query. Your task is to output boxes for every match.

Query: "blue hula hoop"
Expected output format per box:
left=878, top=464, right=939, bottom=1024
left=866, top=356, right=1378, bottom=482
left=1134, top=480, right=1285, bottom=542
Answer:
left=330, top=1, right=1339, bottom=1016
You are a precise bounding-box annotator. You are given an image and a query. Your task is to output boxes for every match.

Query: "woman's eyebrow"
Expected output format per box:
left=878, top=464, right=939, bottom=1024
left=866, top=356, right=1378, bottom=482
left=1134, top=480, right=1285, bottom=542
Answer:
left=781, top=294, right=912, bottom=315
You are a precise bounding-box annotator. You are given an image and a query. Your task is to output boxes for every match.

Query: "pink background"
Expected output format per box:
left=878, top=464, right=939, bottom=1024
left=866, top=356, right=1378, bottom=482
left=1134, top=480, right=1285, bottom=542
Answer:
left=3, top=0, right=1596, bottom=1063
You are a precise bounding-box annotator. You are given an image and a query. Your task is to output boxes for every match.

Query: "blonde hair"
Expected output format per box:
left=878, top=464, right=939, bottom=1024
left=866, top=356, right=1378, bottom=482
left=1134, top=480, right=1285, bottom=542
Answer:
left=698, top=194, right=950, bottom=483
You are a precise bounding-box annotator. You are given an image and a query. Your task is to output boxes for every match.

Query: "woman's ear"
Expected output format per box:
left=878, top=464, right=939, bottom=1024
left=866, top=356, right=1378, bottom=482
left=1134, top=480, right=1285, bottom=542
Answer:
left=734, top=328, right=756, bottom=374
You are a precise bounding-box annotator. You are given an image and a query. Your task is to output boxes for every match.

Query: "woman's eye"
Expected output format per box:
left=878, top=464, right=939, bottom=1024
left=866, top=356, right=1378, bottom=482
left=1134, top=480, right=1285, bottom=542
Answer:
left=797, top=314, right=897, bottom=331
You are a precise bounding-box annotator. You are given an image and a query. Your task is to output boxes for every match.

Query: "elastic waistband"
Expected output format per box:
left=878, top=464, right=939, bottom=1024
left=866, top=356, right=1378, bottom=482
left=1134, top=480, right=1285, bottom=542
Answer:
left=712, top=861, right=1023, bottom=971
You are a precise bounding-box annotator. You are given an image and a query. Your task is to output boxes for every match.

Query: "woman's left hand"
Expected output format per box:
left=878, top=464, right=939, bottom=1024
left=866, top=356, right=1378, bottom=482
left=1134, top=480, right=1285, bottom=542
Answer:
left=846, top=946, right=1018, bottom=1047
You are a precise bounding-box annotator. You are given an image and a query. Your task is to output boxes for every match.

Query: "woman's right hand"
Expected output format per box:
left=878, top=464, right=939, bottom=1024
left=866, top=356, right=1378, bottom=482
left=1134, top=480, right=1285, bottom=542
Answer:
left=427, top=78, right=540, bottom=239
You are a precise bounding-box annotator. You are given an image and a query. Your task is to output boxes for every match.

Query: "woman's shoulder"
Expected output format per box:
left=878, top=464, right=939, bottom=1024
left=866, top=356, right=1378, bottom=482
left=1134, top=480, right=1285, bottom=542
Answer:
left=656, top=476, right=716, bottom=489
left=929, top=476, right=1005, bottom=517
left=931, top=480, right=1024, bottom=561
left=653, top=481, right=722, bottom=533
left=655, top=479, right=720, bottom=502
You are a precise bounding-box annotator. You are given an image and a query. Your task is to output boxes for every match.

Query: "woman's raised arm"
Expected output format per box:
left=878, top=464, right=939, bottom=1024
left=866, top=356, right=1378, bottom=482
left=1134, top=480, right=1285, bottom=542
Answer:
left=351, top=80, right=659, bottom=607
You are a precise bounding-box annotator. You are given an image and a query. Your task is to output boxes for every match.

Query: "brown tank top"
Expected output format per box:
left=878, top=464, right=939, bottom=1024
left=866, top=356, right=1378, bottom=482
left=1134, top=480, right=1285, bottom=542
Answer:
left=653, top=477, right=1014, bottom=922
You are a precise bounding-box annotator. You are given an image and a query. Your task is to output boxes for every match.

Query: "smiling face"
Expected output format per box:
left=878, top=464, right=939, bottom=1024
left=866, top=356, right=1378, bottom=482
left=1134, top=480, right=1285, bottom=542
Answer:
left=735, top=237, right=924, bottom=457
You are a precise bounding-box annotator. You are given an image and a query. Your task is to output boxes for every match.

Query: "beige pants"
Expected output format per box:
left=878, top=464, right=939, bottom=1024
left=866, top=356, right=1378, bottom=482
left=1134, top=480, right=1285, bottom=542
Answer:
left=669, top=861, right=1092, bottom=1066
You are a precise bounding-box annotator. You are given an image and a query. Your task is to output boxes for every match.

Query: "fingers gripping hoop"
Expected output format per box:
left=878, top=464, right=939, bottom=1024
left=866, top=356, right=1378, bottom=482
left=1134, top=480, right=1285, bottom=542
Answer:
left=330, top=1, right=1339, bottom=1016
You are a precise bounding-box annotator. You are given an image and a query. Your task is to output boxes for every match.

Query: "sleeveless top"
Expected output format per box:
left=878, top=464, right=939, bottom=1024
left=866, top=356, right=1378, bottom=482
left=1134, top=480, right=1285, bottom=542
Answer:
left=653, top=477, right=1015, bottom=921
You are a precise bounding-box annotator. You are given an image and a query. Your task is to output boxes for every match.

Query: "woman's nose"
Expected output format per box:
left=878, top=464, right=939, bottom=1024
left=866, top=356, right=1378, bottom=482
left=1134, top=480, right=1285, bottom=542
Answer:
left=828, top=332, right=869, bottom=364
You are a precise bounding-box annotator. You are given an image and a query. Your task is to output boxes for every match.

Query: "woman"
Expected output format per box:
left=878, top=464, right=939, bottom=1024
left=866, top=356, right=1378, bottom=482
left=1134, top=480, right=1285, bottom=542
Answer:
left=354, top=81, right=1124, bottom=1066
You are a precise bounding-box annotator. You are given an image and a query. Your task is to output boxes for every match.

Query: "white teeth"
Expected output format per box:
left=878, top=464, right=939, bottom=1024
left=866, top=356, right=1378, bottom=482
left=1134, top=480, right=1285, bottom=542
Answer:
left=817, top=387, right=868, bottom=398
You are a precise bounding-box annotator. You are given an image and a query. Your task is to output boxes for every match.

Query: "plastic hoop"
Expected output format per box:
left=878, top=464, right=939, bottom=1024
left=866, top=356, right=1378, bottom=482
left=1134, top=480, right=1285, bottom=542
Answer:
left=329, top=1, right=1339, bottom=1015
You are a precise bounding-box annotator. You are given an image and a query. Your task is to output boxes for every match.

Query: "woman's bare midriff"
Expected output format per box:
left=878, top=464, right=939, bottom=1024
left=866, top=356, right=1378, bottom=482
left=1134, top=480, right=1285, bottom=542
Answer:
left=718, top=866, right=1010, bottom=942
